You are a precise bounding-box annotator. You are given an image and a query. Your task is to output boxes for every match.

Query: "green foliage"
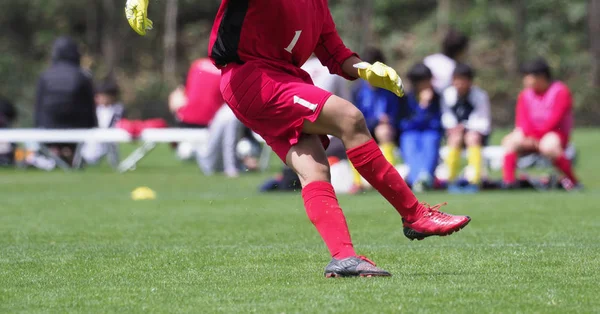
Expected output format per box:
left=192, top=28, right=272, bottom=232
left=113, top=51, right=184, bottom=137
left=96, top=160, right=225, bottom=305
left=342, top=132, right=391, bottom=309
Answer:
left=0, top=0, right=596, bottom=126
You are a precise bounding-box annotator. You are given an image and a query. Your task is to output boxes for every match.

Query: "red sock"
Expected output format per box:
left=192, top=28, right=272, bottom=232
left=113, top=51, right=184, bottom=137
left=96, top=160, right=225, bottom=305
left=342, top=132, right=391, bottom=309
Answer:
left=302, top=181, right=356, bottom=259
left=554, top=155, right=578, bottom=184
left=503, top=152, right=517, bottom=184
left=346, top=139, right=422, bottom=222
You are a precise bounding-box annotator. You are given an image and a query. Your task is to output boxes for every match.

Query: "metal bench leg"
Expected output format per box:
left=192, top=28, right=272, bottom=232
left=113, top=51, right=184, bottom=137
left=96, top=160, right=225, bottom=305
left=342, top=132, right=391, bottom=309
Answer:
left=72, top=143, right=84, bottom=169
left=107, top=143, right=120, bottom=170
left=38, top=144, right=71, bottom=171
left=117, top=142, right=157, bottom=173
left=259, top=144, right=272, bottom=172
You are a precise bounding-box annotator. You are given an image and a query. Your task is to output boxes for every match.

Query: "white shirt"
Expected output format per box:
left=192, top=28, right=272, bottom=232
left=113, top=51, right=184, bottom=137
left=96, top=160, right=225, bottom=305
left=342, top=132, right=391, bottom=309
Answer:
left=442, top=85, right=492, bottom=135
left=301, top=57, right=351, bottom=100
left=424, top=53, right=456, bottom=93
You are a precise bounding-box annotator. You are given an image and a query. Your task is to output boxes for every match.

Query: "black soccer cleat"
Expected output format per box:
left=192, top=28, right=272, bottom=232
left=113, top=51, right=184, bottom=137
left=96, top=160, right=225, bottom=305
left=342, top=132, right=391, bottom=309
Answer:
left=324, top=256, right=392, bottom=278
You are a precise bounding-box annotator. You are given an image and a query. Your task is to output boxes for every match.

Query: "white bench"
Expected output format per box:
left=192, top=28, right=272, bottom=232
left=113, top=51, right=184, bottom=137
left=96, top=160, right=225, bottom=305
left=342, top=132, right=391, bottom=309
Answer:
left=0, top=129, right=132, bottom=170
left=117, top=128, right=272, bottom=173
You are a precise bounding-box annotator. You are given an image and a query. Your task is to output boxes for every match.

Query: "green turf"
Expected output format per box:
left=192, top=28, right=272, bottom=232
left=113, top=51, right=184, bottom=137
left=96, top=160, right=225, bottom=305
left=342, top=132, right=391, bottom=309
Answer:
left=1, top=130, right=599, bottom=313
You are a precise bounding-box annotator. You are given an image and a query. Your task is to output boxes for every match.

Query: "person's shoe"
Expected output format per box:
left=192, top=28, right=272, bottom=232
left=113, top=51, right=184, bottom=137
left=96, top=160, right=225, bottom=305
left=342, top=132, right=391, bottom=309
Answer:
left=560, top=177, right=584, bottom=192
left=403, top=203, right=471, bottom=241
left=324, top=256, right=392, bottom=278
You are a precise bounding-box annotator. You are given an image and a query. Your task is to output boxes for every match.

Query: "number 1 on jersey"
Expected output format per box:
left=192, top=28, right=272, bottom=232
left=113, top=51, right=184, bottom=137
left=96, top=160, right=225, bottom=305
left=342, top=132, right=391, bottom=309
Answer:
left=285, top=30, right=302, bottom=53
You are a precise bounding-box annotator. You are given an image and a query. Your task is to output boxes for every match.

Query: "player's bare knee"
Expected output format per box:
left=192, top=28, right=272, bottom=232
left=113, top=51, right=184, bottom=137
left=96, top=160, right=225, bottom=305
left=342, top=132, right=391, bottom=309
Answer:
left=539, top=133, right=562, bottom=158
left=296, top=161, right=331, bottom=185
left=447, top=132, right=463, bottom=148
left=374, top=124, right=394, bottom=143
left=465, top=131, right=482, bottom=147
left=502, top=132, right=519, bottom=152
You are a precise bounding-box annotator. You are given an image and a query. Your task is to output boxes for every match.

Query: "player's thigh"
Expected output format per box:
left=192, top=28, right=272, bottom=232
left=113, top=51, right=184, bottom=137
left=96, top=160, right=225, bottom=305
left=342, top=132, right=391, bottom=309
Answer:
left=446, top=128, right=465, bottom=148
left=538, top=132, right=563, bottom=158
left=464, top=130, right=483, bottom=147
left=374, top=123, right=395, bottom=143
left=303, top=95, right=369, bottom=140
left=286, top=134, right=331, bottom=186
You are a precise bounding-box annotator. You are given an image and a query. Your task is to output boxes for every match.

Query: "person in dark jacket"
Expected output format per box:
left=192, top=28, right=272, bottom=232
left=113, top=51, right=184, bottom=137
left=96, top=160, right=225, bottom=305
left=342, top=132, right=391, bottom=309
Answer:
left=35, top=36, right=97, bottom=164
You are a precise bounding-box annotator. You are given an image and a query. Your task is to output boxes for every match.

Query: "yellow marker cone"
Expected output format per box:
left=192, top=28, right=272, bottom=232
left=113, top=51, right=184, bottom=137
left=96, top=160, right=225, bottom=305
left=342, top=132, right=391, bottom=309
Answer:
left=131, top=186, right=157, bottom=200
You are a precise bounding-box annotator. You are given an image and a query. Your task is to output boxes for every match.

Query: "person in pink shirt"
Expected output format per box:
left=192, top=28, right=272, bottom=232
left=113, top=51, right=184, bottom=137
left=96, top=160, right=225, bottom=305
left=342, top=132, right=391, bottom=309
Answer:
left=502, top=58, right=580, bottom=190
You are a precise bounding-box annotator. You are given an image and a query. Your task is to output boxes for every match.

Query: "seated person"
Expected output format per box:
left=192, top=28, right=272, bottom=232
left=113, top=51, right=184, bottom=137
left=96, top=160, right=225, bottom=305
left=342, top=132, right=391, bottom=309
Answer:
left=82, top=80, right=125, bottom=165
left=502, top=58, right=580, bottom=190
left=169, top=58, right=223, bottom=128
left=168, top=58, right=244, bottom=177
left=398, top=63, right=443, bottom=191
left=442, top=64, right=491, bottom=188
left=352, top=47, right=400, bottom=191
left=0, top=96, right=17, bottom=166
left=35, top=36, right=97, bottom=165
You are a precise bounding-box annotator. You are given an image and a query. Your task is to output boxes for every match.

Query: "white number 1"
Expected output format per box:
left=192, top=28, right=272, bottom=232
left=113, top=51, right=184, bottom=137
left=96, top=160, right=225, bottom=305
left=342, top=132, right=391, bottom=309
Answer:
left=284, top=30, right=303, bottom=53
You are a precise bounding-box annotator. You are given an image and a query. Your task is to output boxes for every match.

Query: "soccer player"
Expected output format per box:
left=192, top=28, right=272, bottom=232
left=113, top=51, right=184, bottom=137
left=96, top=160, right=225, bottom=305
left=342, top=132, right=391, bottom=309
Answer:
left=442, top=64, right=491, bottom=190
left=502, top=58, right=580, bottom=190
left=126, top=0, right=471, bottom=278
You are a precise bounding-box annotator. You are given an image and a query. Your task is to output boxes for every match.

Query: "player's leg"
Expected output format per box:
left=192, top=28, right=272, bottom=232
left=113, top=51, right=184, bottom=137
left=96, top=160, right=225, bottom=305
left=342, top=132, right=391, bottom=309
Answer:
left=464, top=130, right=483, bottom=185
left=374, top=123, right=397, bottom=165
left=420, top=130, right=442, bottom=187
left=196, top=111, right=226, bottom=176
left=399, top=130, right=421, bottom=186
left=502, top=129, right=532, bottom=185
left=538, top=132, right=579, bottom=186
left=303, top=95, right=470, bottom=239
left=218, top=106, right=242, bottom=177
left=445, top=128, right=464, bottom=182
left=286, top=134, right=390, bottom=277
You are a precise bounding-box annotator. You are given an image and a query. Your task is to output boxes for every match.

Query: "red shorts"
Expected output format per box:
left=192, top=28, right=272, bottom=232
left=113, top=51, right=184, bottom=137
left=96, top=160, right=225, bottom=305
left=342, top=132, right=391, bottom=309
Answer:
left=220, top=61, right=332, bottom=162
left=525, top=130, right=570, bottom=149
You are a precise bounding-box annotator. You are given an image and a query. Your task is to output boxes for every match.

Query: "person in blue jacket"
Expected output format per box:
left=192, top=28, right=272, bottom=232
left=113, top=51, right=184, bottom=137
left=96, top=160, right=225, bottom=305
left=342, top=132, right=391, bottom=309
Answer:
left=398, top=63, right=443, bottom=191
left=351, top=47, right=400, bottom=192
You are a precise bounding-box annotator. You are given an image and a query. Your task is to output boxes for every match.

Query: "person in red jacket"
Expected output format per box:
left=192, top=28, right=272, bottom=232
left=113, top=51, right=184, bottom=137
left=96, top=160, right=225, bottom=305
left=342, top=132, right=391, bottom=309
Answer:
left=171, top=58, right=224, bottom=128
left=502, top=58, right=580, bottom=190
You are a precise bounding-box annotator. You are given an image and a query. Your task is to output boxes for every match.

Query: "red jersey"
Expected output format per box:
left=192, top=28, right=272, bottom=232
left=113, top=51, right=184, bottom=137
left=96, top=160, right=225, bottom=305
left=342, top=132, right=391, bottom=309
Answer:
left=177, top=58, right=223, bottom=126
left=208, top=0, right=357, bottom=79
left=515, top=81, right=573, bottom=139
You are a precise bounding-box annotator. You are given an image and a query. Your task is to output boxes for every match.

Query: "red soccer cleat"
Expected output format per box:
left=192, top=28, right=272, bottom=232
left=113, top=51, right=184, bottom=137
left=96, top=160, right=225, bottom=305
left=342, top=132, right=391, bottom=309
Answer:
left=403, top=203, right=471, bottom=241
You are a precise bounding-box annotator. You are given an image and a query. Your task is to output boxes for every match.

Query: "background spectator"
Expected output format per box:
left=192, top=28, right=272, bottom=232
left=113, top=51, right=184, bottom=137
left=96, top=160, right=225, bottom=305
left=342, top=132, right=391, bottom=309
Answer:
left=502, top=58, right=580, bottom=190
left=34, top=36, right=97, bottom=164
left=170, top=58, right=223, bottom=128
left=398, top=63, right=443, bottom=191
left=82, top=80, right=125, bottom=165
left=442, top=64, right=491, bottom=189
left=351, top=47, right=400, bottom=192
left=0, top=96, right=17, bottom=166
left=424, top=29, right=470, bottom=93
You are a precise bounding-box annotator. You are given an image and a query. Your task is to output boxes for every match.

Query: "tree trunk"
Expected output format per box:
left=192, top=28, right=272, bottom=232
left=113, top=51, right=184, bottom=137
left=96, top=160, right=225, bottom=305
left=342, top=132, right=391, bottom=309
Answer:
left=101, top=0, right=117, bottom=76
left=358, top=0, right=373, bottom=54
left=437, top=0, right=451, bottom=35
left=590, top=0, right=600, bottom=87
left=514, top=0, right=527, bottom=73
left=164, top=0, right=179, bottom=85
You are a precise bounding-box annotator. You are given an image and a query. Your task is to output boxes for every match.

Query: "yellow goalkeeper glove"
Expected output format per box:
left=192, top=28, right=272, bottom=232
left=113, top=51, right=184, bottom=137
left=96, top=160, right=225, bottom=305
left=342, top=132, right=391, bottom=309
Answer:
left=125, top=0, right=153, bottom=36
left=354, top=61, right=404, bottom=97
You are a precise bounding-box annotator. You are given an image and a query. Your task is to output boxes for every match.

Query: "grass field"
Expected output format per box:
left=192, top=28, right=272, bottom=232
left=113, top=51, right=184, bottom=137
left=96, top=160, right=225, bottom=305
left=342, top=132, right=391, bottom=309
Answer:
left=1, top=130, right=599, bottom=313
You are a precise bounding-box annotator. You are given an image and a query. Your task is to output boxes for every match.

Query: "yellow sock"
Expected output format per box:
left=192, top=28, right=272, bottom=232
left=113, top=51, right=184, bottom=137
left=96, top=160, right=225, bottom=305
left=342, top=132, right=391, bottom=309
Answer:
left=447, top=147, right=461, bottom=182
left=352, top=165, right=362, bottom=186
left=380, top=143, right=396, bottom=165
left=467, top=146, right=483, bottom=184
